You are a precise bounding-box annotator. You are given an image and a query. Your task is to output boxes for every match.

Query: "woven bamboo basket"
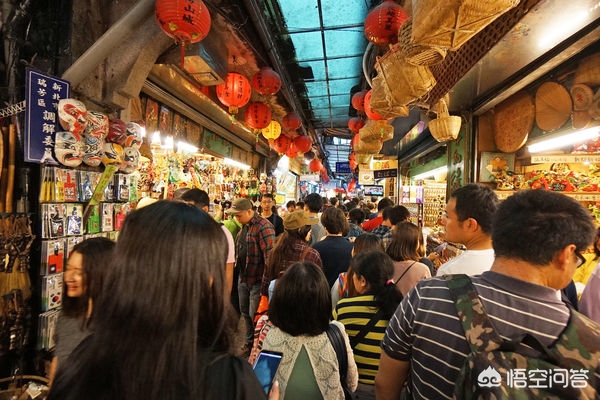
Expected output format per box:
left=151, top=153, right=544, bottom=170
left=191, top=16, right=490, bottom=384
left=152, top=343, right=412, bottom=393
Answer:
left=411, top=0, right=520, bottom=51
left=535, top=82, right=572, bottom=132
left=574, top=53, right=600, bottom=86
left=375, top=44, right=436, bottom=106
left=570, top=84, right=594, bottom=111
left=398, top=18, right=446, bottom=66
left=370, top=76, right=410, bottom=119
left=428, top=98, right=461, bottom=142
left=359, top=119, right=394, bottom=144
left=354, top=133, right=383, bottom=153
left=355, top=153, right=373, bottom=164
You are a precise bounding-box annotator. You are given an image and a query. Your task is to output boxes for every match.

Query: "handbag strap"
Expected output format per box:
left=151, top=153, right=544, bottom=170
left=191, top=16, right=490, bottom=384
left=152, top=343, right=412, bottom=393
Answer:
left=394, top=260, right=417, bottom=285
left=326, top=323, right=348, bottom=381
left=349, top=308, right=384, bottom=349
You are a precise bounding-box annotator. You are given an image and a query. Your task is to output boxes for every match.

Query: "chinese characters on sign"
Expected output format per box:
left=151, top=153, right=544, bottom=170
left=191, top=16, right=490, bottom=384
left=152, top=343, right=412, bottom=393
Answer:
left=25, top=68, right=70, bottom=163
left=532, top=154, right=600, bottom=164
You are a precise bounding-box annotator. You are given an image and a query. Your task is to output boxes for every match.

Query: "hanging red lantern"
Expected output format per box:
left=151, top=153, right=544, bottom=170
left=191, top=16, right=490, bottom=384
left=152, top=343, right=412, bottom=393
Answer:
left=349, top=153, right=357, bottom=170
left=351, top=90, right=368, bottom=111
left=309, top=158, right=322, bottom=173
left=216, top=73, right=252, bottom=116
left=272, top=134, right=292, bottom=154
left=364, top=90, right=384, bottom=121
left=348, top=178, right=357, bottom=193
left=364, top=0, right=408, bottom=46
left=282, top=111, right=302, bottom=131
left=244, top=102, right=272, bottom=131
left=262, top=120, right=281, bottom=140
left=348, top=117, right=366, bottom=134
left=294, top=135, right=312, bottom=153
left=155, top=0, right=212, bottom=67
left=252, top=67, right=282, bottom=96
left=351, top=134, right=360, bottom=149
left=285, top=141, right=300, bottom=158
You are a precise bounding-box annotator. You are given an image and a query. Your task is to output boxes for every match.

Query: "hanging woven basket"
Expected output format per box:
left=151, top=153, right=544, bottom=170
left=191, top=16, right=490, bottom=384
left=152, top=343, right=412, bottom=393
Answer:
left=370, top=76, right=410, bottom=119
left=397, top=18, right=446, bottom=66
left=359, top=119, right=394, bottom=144
left=355, top=153, right=373, bottom=164
left=428, top=98, right=461, bottom=142
left=354, top=133, right=383, bottom=153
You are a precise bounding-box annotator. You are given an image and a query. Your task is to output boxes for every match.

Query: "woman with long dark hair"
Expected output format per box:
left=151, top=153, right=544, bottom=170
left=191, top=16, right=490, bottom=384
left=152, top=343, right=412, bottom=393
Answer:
left=332, top=250, right=401, bottom=400
left=48, top=201, right=267, bottom=399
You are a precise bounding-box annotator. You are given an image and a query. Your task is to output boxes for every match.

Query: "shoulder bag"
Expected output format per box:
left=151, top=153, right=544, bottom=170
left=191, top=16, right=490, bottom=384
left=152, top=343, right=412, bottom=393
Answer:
left=326, top=323, right=353, bottom=400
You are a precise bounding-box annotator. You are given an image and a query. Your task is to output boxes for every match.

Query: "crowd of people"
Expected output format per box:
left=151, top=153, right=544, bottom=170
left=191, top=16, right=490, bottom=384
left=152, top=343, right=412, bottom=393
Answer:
left=48, top=185, right=600, bottom=399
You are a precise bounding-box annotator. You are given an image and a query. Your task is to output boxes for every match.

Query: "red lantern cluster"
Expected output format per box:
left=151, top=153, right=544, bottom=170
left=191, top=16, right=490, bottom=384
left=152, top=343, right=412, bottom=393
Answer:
left=282, top=112, right=302, bottom=131
left=363, top=0, right=409, bottom=46
left=348, top=117, right=365, bottom=134
left=155, top=0, right=212, bottom=44
left=244, top=102, right=272, bottom=131
left=252, top=67, right=282, bottom=96
left=294, top=135, right=312, bottom=153
left=216, top=73, right=252, bottom=115
left=351, top=90, right=368, bottom=111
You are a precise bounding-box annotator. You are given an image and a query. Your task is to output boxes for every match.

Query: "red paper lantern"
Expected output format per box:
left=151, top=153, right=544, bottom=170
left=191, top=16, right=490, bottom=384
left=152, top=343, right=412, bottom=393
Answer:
left=351, top=134, right=360, bottom=149
left=272, top=135, right=292, bottom=154
left=348, top=117, right=366, bottom=134
left=364, top=90, right=384, bottom=121
left=364, top=0, right=408, bottom=45
left=349, top=153, right=357, bottom=170
left=348, top=178, right=357, bottom=193
left=294, top=135, right=312, bottom=153
left=244, top=102, right=272, bottom=131
left=282, top=111, right=302, bottom=131
left=309, top=159, right=322, bottom=173
left=216, top=73, right=252, bottom=115
left=252, top=67, right=282, bottom=96
left=351, top=90, right=368, bottom=111
left=285, top=141, right=300, bottom=158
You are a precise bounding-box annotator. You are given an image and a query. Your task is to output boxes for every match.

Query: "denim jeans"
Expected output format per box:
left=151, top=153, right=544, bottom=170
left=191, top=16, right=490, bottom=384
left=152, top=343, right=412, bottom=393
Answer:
left=238, top=280, right=262, bottom=345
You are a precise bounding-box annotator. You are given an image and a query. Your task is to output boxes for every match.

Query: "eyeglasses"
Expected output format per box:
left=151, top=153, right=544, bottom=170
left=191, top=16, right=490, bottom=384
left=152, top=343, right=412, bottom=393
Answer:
left=575, top=249, right=586, bottom=268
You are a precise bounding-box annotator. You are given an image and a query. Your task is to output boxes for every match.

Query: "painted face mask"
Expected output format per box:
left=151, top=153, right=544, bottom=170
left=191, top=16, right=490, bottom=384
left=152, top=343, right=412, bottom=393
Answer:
left=58, top=99, right=87, bottom=139
left=102, top=142, right=124, bottom=167
left=82, top=134, right=104, bottom=167
left=120, top=146, right=140, bottom=174
left=124, top=122, right=144, bottom=149
left=54, top=131, right=83, bottom=167
left=84, top=111, right=109, bottom=140
left=107, top=118, right=127, bottom=145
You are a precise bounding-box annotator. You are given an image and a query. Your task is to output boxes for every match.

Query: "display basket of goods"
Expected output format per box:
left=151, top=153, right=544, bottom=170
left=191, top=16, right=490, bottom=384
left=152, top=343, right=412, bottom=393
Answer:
left=493, top=90, right=535, bottom=153
left=535, top=82, right=572, bottom=132
left=369, top=76, right=410, bottom=119
left=397, top=18, right=446, bottom=66
left=410, top=0, right=520, bottom=51
left=374, top=43, right=436, bottom=107
left=428, top=98, right=461, bottom=142
left=358, top=119, right=394, bottom=144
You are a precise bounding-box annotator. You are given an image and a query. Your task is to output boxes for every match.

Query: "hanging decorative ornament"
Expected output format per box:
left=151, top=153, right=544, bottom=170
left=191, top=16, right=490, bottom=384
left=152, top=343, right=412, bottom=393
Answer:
left=363, top=0, right=408, bottom=46
left=282, top=111, right=302, bottom=131
left=285, top=141, right=300, bottom=158
left=272, top=134, right=292, bottom=154
left=347, top=178, right=357, bottom=193
left=309, top=158, right=323, bottom=173
left=349, top=152, right=357, bottom=170
left=244, top=102, right=272, bottom=131
left=364, top=90, right=384, bottom=121
left=155, top=0, right=212, bottom=68
left=348, top=117, right=366, bottom=134
left=215, top=72, right=252, bottom=117
left=262, top=120, right=282, bottom=140
left=351, top=90, right=368, bottom=111
left=251, top=67, right=282, bottom=96
left=351, top=133, right=360, bottom=149
left=293, top=135, right=312, bottom=153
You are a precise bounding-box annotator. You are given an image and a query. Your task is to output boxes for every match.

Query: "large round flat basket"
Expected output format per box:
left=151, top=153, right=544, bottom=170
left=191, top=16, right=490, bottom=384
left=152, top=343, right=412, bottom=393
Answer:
left=493, top=90, right=534, bottom=153
left=535, top=82, right=572, bottom=131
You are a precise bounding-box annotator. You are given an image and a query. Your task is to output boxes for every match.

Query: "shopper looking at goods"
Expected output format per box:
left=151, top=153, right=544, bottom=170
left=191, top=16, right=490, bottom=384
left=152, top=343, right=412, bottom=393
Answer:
left=312, top=206, right=354, bottom=287
left=361, top=197, right=394, bottom=232
left=259, top=193, right=284, bottom=236
left=226, top=197, right=276, bottom=357
left=48, top=201, right=273, bottom=399
left=435, top=183, right=499, bottom=276
left=303, top=193, right=326, bottom=245
left=48, top=237, right=115, bottom=386
left=376, top=189, right=600, bottom=400
left=181, top=188, right=236, bottom=294
left=333, top=250, right=402, bottom=400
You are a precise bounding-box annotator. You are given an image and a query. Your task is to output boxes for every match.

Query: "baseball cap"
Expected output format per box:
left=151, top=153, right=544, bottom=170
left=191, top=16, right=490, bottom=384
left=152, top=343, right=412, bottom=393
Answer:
left=283, top=210, right=319, bottom=230
left=225, top=198, right=253, bottom=214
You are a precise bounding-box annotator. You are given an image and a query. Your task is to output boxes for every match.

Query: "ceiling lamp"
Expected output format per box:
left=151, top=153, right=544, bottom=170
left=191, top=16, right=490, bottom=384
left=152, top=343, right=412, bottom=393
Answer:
left=282, top=111, right=302, bottom=131
left=155, top=0, right=212, bottom=68
left=252, top=67, right=282, bottom=96
left=244, top=102, right=272, bottom=131
left=215, top=72, right=252, bottom=117
left=364, top=0, right=409, bottom=46
left=262, top=120, right=282, bottom=140
left=294, top=135, right=312, bottom=153
left=351, top=90, right=368, bottom=111
left=348, top=117, right=366, bottom=134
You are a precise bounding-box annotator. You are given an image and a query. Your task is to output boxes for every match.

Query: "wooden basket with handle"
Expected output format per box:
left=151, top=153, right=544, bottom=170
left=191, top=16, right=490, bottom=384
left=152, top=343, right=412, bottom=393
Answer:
left=428, top=98, right=461, bottom=142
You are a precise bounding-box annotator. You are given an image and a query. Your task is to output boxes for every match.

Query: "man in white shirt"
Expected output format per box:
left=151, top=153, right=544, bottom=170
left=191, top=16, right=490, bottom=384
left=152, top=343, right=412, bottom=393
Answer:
left=436, top=183, right=499, bottom=276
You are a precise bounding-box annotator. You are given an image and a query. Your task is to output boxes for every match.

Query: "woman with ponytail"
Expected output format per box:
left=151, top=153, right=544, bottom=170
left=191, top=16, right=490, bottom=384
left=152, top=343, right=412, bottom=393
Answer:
left=332, top=250, right=401, bottom=400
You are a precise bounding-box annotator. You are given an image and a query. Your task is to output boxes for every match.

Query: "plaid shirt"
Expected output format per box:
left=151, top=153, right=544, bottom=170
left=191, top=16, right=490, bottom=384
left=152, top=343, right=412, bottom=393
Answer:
left=238, top=213, right=276, bottom=285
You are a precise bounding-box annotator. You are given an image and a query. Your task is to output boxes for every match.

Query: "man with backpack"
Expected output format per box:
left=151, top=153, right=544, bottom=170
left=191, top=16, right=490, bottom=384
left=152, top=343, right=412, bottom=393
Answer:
left=375, top=189, right=600, bottom=399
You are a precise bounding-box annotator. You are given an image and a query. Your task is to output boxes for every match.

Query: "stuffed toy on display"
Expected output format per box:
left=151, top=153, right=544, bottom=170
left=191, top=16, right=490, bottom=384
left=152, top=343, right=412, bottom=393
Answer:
left=58, top=98, right=87, bottom=138
left=54, top=131, right=83, bottom=167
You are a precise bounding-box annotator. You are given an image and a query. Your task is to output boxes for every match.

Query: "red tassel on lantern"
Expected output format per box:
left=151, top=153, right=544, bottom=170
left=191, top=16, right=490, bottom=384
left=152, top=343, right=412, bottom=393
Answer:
left=364, top=0, right=408, bottom=46
left=294, top=135, right=312, bottom=153
left=351, top=90, right=368, bottom=111
left=155, top=0, right=212, bottom=68
left=216, top=73, right=252, bottom=116
left=245, top=102, right=272, bottom=131
left=252, top=67, right=282, bottom=96
left=282, top=112, right=302, bottom=131
left=348, top=117, right=366, bottom=134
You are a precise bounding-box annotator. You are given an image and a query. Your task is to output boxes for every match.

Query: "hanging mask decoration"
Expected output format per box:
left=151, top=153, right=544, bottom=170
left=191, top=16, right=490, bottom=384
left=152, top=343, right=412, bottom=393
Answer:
left=58, top=99, right=87, bottom=139
left=107, top=118, right=128, bottom=145
left=82, top=135, right=104, bottom=167
left=124, top=122, right=144, bottom=149
left=54, top=131, right=83, bottom=167
left=120, top=146, right=140, bottom=174
left=102, top=142, right=124, bottom=167
left=84, top=111, right=109, bottom=140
